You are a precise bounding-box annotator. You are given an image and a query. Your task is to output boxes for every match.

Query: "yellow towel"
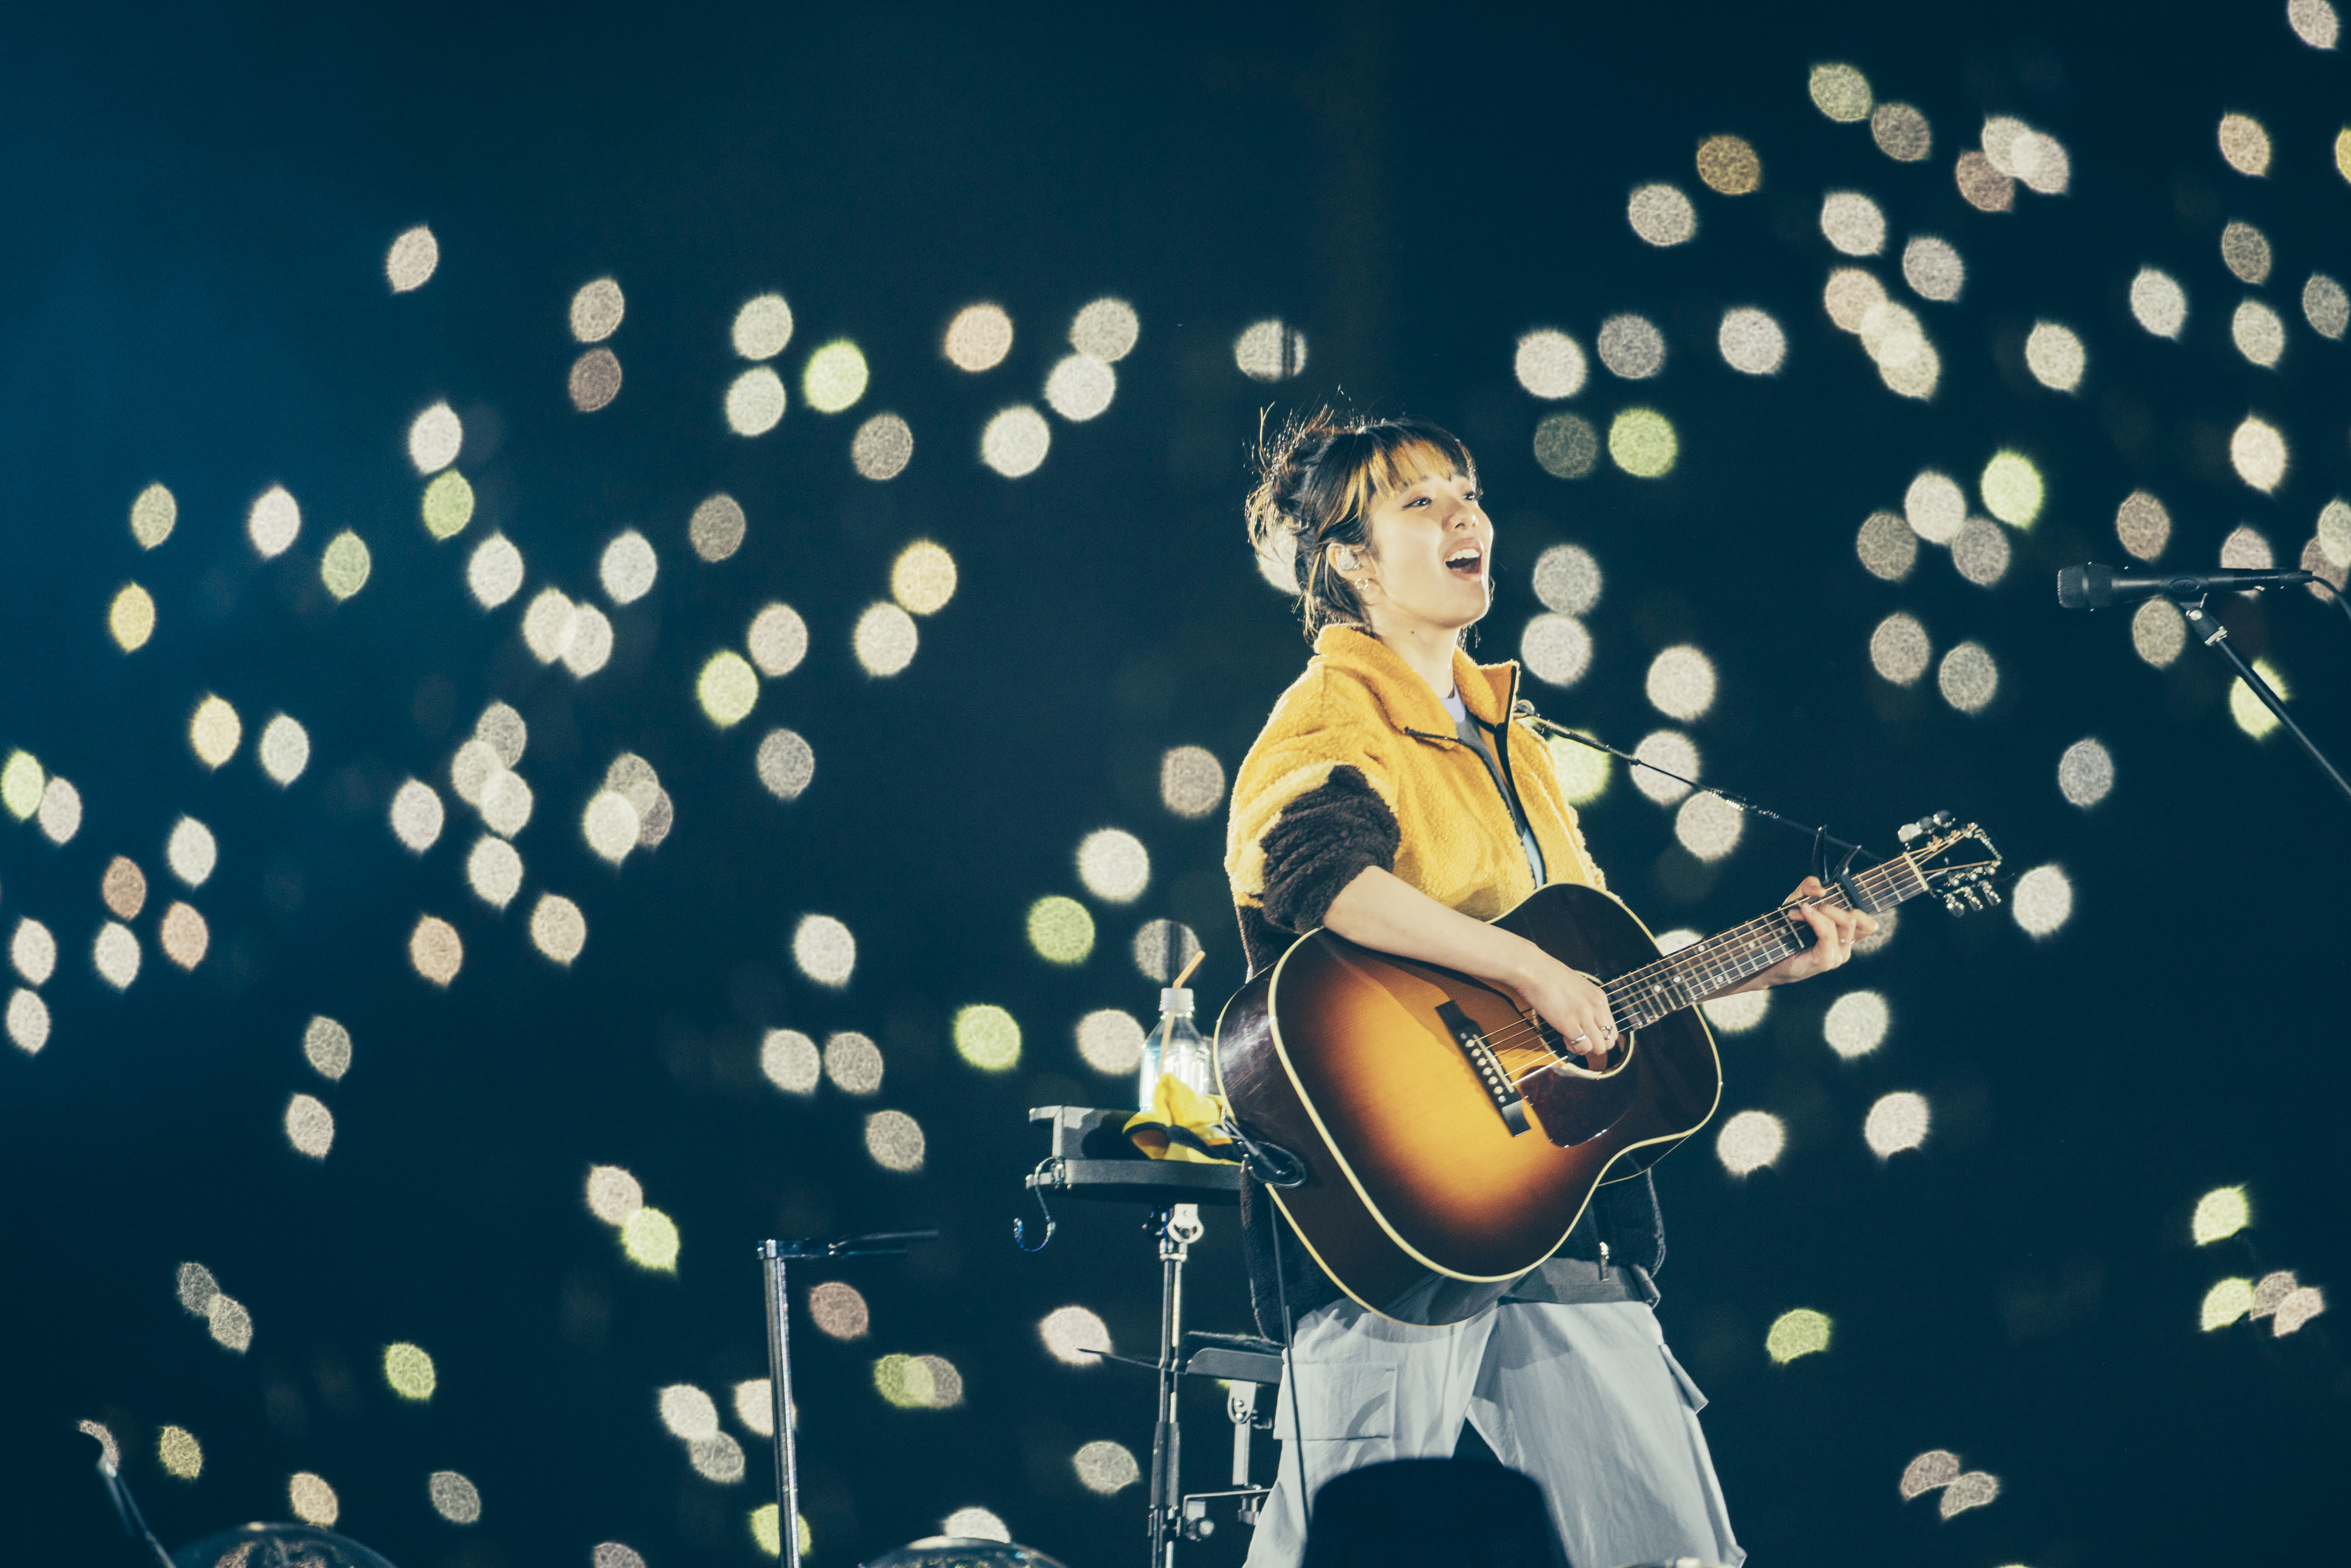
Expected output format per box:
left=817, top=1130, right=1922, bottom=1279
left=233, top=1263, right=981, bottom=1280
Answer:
left=1124, top=1074, right=1241, bottom=1164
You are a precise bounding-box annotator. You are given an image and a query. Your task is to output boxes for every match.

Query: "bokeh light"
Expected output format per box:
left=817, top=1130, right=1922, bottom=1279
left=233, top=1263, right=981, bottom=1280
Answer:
left=1076, top=1009, right=1146, bottom=1074
left=2131, top=597, right=2186, bottom=666
left=207, top=1293, right=252, bottom=1352
left=864, top=1110, right=926, bottom=1173
left=467, top=535, right=523, bottom=608
left=1607, top=408, right=1676, bottom=477
left=891, top=541, right=958, bottom=615
left=467, top=832, right=523, bottom=905
left=390, top=780, right=445, bottom=853
left=1863, top=1091, right=1929, bottom=1155
left=570, top=349, right=623, bottom=413
left=734, top=294, right=794, bottom=360
left=802, top=340, right=869, bottom=413
left=1871, top=102, right=1931, bottom=160
left=1644, top=646, right=1715, bottom=720
left=190, top=694, right=243, bottom=768
left=1674, top=793, right=1742, bottom=860
left=1694, top=134, right=1761, bottom=194
left=570, top=279, right=624, bottom=343
left=583, top=792, right=639, bottom=865
left=430, top=1471, right=483, bottom=1525
left=101, top=857, right=146, bottom=920
left=1027, top=896, right=1095, bottom=965
left=659, top=1383, right=720, bottom=1439
left=1937, top=641, right=1998, bottom=713
left=1626, top=183, right=1696, bottom=246
left=285, top=1094, right=334, bottom=1157
left=1630, top=730, right=1699, bottom=805
left=690, top=494, right=748, bottom=561
left=1868, top=613, right=1930, bottom=685
left=824, top=1032, right=884, bottom=1095
left=386, top=225, right=438, bottom=290
left=1531, top=544, right=1600, bottom=614
left=257, top=714, right=309, bottom=785
left=2218, top=113, right=2271, bottom=175
left=2116, top=491, right=2171, bottom=560
left=982, top=406, right=1051, bottom=477
left=1233, top=320, right=1307, bottom=381
left=1699, top=989, right=1767, bottom=1033
left=248, top=485, right=301, bottom=558
left=2222, top=220, right=2272, bottom=284
left=734, top=1379, right=775, bottom=1437
left=93, top=922, right=140, bottom=989
left=2233, top=299, right=2286, bottom=367
left=167, top=816, right=217, bottom=886
left=1955, top=150, right=2014, bottom=212
left=945, top=304, right=1014, bottom=371
left=1519, top=614, right=1590, bottom=687
left=14, top=919, right=58, bottom=985
left=600, top=532, right=657, bottom=604
left=423, top=470, right=475, bottom=540
left=2010, top=865, right=2073, bottom=937
left=1532, top=413, right=1599, bottom=478
left=2290, top=0, right=2339, bottom=46
left=1039, top=1305, right=1109, bottom=1365
left=289, top=1473, right=339, bottom=1526
left=38, top=776, right=82, bottom=845
left=726, top=367, right=786, bottom=435
left=2024, top=323, right=2085, bottom=391
left=160, top=903, right=209, bottom=970
left=853, top=602, right=918, bottom=675
left=953, top=1005, right=1022, bottom=1073
left=130, top=482, right=176, bottom=547
left=809, top=1280, right=870, bottom=1339
left=6, top=989, right=49, bottom=1053
left=1823, top=991, right=1890, bottom=1058
left=756, top=729, right=816, bottom=801
left=109, top=584, right=155, bottom=651
left=793, top=914, right=856, bottom=987
left=1979, top=452, right=2042, bottom=527
left=1715, top=1110, right=1785, bottom=1176
left=1077, top=829, right=1150, bottom=902
left=2230, top=658, right=2292, bottom=738
left=1819, top=191, right=1886, bottom=256
left=852, top=414, right=915, bottom=480
left=386, top=1342, right=437, bottom=1401
left=943, top=1509, right=1011, bottom=1543
left=1133, top=919, right=1201, bottom=984
left=1596, top=314, right=1665, bottom=378
left=1157, top=746, right=1224, bottom=818
left=1765, top=1309, right=1831, bottom=1363
left=409, top=916, right=463, bottom=986
left=1513, top=330, right=1586, bottom=398
left=698, top=651, right=759, bottom=726
left=1073, top=1440, right=1141, bottom=1495
left=2192, top=1185, right=2249, bottom=1245
left=1823, top=267, right=1884, bottom=333
left=2202, top=1276, right=2256, bottom=1331
left=1809, top=63, right=1871, bottom=120
left=1717, top=308, right=1785, bottom=374
left=304, top=1017, right=353, bottom=1081
left=1938, top=1472, right=2000, bottom=1520
left=1950, top=517, right=2010, bottom=587
left=1856, top=511, right=1915, bottom=581
left=761, top=1030, right=820, bottom=1095
left=2231, top=416, right=2288, bottom=491
left=1044, top=354, right=1116, bottom=421
left=2057, top=739, right=2115, bottom=807
left=748, top=604, right=809, bottom=676
left=623, top=1207, right=680, bottom=1271
left=408, top=403, right=462, bottom=473
left=1070, top=297, right=1140, bottom=360
left=1, top=752, right=42, bottom=819
left=2305, top=274, right=2349, bottom=338
left=2131, top=269, right=2188, bottom=337
left=158, top=1426, right=203, bottom=1480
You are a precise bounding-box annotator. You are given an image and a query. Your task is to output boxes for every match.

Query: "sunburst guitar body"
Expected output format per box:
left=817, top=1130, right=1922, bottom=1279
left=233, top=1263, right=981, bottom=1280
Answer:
left=1212, top=816, right=2001, bottom=1326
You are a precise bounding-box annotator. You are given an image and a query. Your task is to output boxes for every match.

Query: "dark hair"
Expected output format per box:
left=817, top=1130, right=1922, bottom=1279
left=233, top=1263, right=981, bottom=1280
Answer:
left=1245, top=410, right=1478, bottom=639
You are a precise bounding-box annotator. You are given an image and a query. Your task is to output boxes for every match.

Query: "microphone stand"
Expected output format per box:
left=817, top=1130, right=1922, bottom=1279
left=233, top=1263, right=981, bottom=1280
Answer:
left=758, top=1229, right=939, bottom=1568
left=2179, top=595, right=2351, bottom=806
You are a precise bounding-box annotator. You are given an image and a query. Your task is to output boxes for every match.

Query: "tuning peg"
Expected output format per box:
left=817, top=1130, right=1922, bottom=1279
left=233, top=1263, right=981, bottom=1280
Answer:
left=1983, top=885, right=2002, bottom=905
left=1943, top=895, right=1965, bottom=914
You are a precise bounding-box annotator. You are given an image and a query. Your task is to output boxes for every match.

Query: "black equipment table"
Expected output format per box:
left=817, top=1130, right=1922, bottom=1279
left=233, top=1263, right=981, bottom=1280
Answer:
left=1026, top=1108, right=1268, bottom=1568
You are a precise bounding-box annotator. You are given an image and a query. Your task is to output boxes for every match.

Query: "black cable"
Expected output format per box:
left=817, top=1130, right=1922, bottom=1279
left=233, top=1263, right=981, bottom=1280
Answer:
left=2309, top=575, right=2351, bottom=631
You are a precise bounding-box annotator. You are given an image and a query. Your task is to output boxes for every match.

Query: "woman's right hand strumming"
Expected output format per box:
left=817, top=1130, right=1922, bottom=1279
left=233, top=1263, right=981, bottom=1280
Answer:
left=1503, top=946, right=1617, bottom=1070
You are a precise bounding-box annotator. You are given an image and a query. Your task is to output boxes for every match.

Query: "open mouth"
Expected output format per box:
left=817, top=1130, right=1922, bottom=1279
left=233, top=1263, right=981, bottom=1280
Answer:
left=1444, top=546, right=1484, bottom=579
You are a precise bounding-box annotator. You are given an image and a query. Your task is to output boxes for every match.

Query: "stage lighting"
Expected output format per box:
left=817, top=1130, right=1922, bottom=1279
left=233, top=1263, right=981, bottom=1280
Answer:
left=304, top=1017, right=352, bottom=1080
left=93, top=922, right=139, bottom=990
left=408, top=916, right=463, bottom=986
left=2057, top=739, right=2115, bottom=808
left=1520, top=614, right=1590, bottom=687
left=981, top=406, right=1050, bottom=477
left=809, top=1280, right=871, bottom=1339
left=1856, top=511, right=1915, bottom=581
left=1532, top=411, right=1598, bottom=478
left=1629, top=730, right=1698, bottom=805
left=283, top=1094, right=333, bottom=1158
left=2222, top=220, right=2272, bottom=284
left=854, top=414, right=915, bottom=479
left=1607, top=408, right=1675, bottom=476
left=1936, top=642, right=1997, bottom=712
left=109, top=584, right=154, bottom=650
left=1531, top=543, right=1600, bottom=614
left=1699, top=988, right=1767, bottom=1034
left=1824, top=991, right=1890, bottom=1058
left=12, top=918, right=56, bottom=984
left=1714, top=1110, right=1784, bottom=1175
left=761, top=1030, right=820, bottom=1094
left=1044, top=354, right=1114, bottom=421
left=793, top=914, right=856, bottom=986
left=2130, top=269, right=2189, bottom=337
left=1951, top=518, right=2010, bottom=587
left=864, top=1111, right=927, bottom=1173
left=953, top=1006, right=1020, bottom=1073
left=1596, top=314, right=1665, bottom=378
left=689, top=492, right=748, bottom=560
left=130, top=481, right=176, bottom=547
left=727, top=367, right=786, bottom=435
left=1868, top=614, right=1928, bottom=685
left=1871, top=102, right=1931, bottom=161
left=1076, top=829, right=1149, bottom=902
left=2231, top=416, right=2288, bottom=491
left=1157, top=746, right=1224, bottom=819
left=1076, top=1009, right=1144, bottom=1074
left=570, top=348, right=622, bottom=411
left=735, top=294, right=795, bottom=360
left=160, top=903, right=208, bottom=970
left=824, top=1031, right=885, bottom=1094
left=1674, top=793, right=1742, bottom=860
left=946, top=304, right=1014, bottom=371
left=1072, top=1439, right=1140, bottom=1494
left=189, top=695, right=242, bottom=768
left=1626, top=183, right=1696, bottom=247
left=2232, top=299, right=2286, bottom=366
left=1863, top=1091, right=1929, bottom=1155
left=1764, top=1308, right=1830, bottom=1363
left=2023, top=322, right=2085, bottom=391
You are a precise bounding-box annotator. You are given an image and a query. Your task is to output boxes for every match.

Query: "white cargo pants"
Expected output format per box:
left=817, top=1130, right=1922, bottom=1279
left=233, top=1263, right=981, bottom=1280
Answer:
left=1241, top=1298, right=1743, bottom=1568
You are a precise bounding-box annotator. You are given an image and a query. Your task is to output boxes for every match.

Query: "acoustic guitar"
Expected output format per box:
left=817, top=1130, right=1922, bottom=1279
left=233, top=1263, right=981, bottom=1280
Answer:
left=1213, top=814, right=2003, bottom=1326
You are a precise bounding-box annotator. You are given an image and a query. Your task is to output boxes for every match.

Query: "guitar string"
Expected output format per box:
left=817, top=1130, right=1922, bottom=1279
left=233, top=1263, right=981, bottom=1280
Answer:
left=1463, top=855, right=1923, bottom=1082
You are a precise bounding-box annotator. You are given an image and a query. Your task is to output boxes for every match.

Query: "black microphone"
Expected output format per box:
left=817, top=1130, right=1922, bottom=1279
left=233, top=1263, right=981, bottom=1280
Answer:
left=2057, top=562, right=2315, bottom=609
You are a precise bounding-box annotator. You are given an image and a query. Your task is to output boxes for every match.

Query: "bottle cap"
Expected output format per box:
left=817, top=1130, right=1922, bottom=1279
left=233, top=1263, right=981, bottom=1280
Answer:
left=1160, top=987, right=1193, bottom=1014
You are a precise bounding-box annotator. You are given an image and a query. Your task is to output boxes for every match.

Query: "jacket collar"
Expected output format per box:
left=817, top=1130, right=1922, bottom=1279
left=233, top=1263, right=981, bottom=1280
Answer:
left=1312, top=625, right=1520, bottom=738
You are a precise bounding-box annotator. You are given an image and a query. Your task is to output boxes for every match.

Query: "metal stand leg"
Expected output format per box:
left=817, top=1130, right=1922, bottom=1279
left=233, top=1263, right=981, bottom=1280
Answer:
left=1147, top=1202, right=1204, bottom=1568
left=759, top=1242, right=802, bottom=1568
left=2183, top=596, right=2351, bottom=806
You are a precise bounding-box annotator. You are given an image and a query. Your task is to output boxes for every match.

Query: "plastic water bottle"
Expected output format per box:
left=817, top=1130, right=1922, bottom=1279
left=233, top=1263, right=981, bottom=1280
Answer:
left=1138, top=984, right=1211, bottom=1108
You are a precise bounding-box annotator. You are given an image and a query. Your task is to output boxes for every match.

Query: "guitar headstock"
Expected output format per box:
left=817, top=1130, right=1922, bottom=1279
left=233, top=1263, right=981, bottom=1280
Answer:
left=1896, top=811, right=2005, bottom=914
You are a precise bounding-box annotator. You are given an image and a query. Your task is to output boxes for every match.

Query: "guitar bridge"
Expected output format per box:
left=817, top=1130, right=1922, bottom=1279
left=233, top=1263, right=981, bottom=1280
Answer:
left=1435, top=1001, right=1530, bottom=1136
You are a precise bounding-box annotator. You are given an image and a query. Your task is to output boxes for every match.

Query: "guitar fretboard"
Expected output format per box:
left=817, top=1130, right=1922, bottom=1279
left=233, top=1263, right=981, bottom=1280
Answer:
left=1599, top=854, right=1928, bottom=1033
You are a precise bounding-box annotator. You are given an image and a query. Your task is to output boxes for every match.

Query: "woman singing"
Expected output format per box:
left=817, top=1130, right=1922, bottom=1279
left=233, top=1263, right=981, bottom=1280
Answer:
left=1225, top=413, right=1874, bottom=1567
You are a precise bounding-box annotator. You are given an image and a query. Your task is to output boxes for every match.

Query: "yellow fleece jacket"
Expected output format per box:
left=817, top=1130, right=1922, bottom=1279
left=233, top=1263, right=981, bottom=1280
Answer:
left=1225, top=625, right=1604, bottom=974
